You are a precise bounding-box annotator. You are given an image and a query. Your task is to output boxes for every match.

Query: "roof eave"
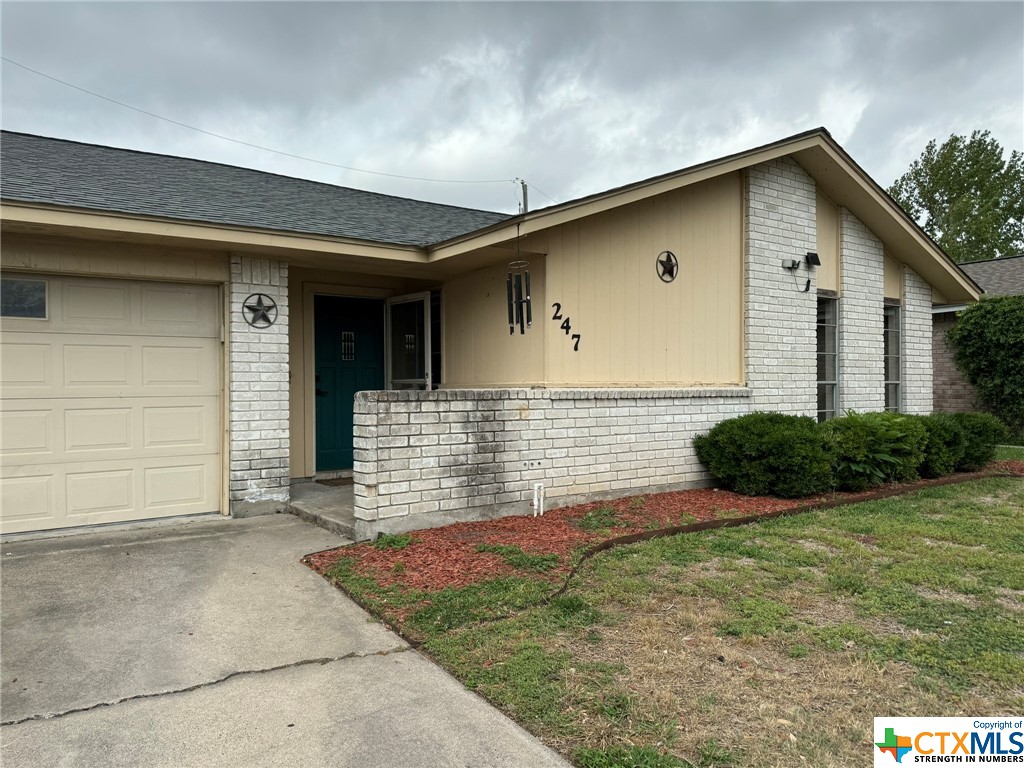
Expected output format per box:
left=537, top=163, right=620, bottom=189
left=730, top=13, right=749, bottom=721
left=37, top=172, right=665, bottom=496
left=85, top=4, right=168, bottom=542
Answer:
left=428, top=129, right=982, bottom=304
left=426, top=129, right=830, bottom=260
left=794, top=136, right=982, bottom=302
left=0, top=200, right=429, bottom=263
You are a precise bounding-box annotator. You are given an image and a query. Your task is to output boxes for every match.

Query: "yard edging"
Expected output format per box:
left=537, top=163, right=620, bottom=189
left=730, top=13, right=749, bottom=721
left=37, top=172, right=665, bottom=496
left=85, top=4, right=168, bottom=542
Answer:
left=545, top=470, right=1020, bottom=601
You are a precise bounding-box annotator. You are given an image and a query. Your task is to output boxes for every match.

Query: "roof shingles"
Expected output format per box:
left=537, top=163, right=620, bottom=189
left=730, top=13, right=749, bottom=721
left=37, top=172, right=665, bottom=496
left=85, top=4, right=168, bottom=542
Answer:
left=0, top=131, right=511, bottom=247
left=959, top=255, right=1024, bottom=297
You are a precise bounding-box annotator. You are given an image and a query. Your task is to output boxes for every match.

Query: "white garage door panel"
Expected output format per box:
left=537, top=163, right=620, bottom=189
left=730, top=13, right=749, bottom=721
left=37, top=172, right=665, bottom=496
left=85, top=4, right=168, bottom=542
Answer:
left=0, top=475, right=55, bottom=527
left=1, top=397, right=220, bottom=462
left=1, top=409, right=53, bottom=456
left=1, top=456, right=221, bottom=532
left=1, top=276, right=222, bottom=534
left=1, top=333, right=219, bottom=399
left=64, top=282, right=131, bottom=323
left=2, top=279, right=220, bottom=338
left=0, top=343, right=51, bottom=386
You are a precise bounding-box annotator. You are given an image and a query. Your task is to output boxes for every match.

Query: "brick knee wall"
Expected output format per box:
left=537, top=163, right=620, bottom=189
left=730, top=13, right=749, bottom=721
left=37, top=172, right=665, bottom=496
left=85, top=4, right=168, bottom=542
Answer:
left=352, top=388, right=753, bottom=540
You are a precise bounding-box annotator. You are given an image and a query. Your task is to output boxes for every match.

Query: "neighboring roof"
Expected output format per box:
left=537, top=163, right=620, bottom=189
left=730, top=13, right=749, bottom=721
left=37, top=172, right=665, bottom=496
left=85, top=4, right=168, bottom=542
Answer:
left=959, top=254, right=1024, bottom=297
left=0, top=131, right=510, bottom=247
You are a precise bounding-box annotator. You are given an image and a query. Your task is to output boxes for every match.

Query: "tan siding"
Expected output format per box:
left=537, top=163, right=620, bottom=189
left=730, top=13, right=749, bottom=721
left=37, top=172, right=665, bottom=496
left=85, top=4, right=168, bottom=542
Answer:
left=0, top=235, right=230, bottom=282
left=816, top=192, right=840, bottom=292
left=884, top=253, right=903, bottom=299
left=549, top=172, right=742, bottom=385
left=442, top=259, right=547, bottom=387
left=445, top=173, right=743, bottom=387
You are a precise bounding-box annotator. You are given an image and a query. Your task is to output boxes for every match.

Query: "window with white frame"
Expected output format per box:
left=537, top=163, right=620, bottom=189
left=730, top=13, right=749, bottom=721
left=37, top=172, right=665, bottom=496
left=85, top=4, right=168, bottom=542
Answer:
left=884, top=302, right=901, bottom=412
left=817, top=295, right=839, bottom=422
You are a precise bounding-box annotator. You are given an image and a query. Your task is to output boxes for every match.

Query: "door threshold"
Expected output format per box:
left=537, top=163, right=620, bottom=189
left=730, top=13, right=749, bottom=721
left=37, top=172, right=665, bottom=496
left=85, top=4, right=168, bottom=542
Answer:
left=313, top=470, right=353, bottom=481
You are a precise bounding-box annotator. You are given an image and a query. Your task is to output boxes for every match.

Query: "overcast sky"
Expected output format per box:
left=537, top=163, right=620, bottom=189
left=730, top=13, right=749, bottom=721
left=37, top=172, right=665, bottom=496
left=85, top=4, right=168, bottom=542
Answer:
left=2, top=1, right=1021, bottom=213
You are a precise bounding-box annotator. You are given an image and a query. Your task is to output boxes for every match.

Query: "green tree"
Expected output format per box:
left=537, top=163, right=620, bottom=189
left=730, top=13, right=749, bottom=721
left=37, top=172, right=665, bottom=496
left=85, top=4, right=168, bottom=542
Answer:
left=888, top=131, right=1023, bottom=263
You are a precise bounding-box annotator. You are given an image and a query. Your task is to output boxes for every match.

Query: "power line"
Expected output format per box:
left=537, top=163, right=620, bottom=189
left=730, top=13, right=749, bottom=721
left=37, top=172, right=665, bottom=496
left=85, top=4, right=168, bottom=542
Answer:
left=523, top=180, right=559, bottom=206
left=1, top=56, right=514, bottom=185
left=511, top=179, right=524, bottom=213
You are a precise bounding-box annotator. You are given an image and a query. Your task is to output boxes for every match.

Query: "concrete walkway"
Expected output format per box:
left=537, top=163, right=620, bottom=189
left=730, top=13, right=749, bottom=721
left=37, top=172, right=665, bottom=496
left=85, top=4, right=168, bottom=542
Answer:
left=0, top=515, right=569, bottom=767
left=288, top=479, right=356, bottom=539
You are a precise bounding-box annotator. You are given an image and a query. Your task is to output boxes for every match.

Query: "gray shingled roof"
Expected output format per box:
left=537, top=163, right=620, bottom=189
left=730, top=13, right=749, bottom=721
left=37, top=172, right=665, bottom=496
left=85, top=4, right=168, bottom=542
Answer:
left=960, top=255, right=1024, bottom=297
left=0, top=131, right=511, bottom=247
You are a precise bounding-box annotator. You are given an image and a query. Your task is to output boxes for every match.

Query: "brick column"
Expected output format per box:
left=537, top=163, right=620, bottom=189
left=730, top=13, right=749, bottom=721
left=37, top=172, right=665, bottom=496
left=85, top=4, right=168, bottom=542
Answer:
left=228, top=255, right=290, bottom=516
left=839, top=209, right=885, bottom=412
left=744, top=157, right=818, bottom=415
left=902, top=266, right=933, bottom=414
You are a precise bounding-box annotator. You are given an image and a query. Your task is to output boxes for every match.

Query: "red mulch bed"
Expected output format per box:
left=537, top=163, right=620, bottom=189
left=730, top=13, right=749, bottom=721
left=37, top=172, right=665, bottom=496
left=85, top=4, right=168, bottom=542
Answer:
left=305, top=487, right=802, bottom=592
left=991, top=459, right=1024, bottom=476
left=304, top=462, right=1024, bottom=595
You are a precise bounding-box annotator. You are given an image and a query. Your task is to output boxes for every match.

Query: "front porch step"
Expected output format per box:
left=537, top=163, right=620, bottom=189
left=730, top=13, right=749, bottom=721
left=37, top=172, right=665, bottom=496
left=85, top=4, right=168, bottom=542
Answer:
left=287, top=480, right=355, bottom=541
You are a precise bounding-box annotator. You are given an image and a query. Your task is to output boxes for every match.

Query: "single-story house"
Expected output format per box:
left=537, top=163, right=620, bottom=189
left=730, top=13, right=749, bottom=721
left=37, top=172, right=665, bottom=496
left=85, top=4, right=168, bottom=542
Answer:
left=932, top=254, right=1024, bottom=413
left=0, top=127, right=981, bottom=539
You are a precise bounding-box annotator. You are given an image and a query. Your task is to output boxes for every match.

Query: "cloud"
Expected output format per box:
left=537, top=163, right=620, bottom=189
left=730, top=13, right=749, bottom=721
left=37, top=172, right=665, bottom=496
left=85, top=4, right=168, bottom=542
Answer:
left=2, top=1, right=1021, bottom=213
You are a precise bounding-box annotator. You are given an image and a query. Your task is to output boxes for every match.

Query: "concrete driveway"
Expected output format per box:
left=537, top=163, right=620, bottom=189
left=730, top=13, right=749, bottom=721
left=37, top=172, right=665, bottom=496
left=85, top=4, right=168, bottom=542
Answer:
left=0, top=515, right=569, bottom=767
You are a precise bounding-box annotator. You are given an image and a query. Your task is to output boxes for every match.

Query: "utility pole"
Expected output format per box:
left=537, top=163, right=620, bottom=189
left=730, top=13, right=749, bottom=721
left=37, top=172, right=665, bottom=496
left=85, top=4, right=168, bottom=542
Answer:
left=520, top=179, right=529, bottom=213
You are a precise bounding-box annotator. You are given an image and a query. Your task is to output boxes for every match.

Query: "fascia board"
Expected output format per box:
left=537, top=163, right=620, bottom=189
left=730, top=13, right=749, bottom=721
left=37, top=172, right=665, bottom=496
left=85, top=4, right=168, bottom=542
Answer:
left=0, top=202, right=427, bottom=264
left=427, top=135, right=824, bottom=262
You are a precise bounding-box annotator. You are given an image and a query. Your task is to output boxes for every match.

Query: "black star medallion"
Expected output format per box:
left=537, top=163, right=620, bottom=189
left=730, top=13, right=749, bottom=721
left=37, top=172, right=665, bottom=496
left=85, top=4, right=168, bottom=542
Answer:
left=243, top=293, right=278, bottom=328
left=656, top=251, right=679, bottom=283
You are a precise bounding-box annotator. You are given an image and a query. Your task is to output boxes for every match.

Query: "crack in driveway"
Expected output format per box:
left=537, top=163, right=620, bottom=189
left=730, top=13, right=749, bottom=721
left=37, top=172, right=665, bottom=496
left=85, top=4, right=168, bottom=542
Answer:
left=1, top=645, right=411, bottom=727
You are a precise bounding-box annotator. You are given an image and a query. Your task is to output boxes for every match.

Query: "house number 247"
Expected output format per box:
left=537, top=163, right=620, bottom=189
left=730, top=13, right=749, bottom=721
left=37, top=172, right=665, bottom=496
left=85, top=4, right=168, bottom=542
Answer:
left=551, top=303, right=581, bottom=352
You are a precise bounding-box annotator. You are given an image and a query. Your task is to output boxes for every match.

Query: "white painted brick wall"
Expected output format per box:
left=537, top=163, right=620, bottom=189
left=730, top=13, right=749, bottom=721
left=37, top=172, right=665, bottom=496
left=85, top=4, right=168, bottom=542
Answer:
left=902, top=266, right=933, bottom=414
left=352, top=388, right=752, bottom=540
left=838, top=209, right=885, bottom=412
left=229, top=255, right=290, bottom=515
left=745, top=158, right=817, bottom=415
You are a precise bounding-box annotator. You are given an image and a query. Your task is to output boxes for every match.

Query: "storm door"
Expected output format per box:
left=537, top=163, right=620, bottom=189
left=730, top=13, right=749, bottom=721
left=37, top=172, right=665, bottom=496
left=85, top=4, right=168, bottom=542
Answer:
left=386, top=293, right=431, bottom=391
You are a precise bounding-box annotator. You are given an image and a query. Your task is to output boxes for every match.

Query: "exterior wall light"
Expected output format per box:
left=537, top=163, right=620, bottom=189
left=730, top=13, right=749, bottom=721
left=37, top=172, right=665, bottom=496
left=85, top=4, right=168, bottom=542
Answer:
left=781, top=259, right=801, bottom=270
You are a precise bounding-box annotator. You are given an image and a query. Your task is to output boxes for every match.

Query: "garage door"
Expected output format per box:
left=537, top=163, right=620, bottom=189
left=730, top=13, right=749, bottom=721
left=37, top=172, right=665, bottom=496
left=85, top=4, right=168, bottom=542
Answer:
left=1, top=275, right=222, bottom=534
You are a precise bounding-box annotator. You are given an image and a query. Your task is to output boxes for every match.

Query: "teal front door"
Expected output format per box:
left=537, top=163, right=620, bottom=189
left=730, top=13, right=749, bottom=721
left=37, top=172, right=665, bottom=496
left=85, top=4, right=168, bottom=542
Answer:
left=314, top=295, right=385, bottom=471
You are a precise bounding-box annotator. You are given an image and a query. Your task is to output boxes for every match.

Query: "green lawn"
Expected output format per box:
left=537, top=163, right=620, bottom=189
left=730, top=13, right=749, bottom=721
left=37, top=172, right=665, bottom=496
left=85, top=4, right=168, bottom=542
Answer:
left=996, top=444, right=1024, bottom=461
left=331, top=478, right=1024, bottom=767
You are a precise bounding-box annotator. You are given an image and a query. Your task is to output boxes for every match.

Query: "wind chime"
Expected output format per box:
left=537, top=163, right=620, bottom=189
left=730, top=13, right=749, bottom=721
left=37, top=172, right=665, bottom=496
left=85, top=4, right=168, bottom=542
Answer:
left=506, top=259, right=532, bottom=334
left=506, top=224, right=532, bottom=334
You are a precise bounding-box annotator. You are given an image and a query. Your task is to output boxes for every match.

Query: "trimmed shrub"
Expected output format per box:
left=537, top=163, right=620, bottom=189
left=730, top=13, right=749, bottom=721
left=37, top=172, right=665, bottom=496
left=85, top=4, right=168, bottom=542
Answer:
left=917, top=414, right=967, bottom=478
left=948, top=412, right=1009, bottom=471
left=693, top=412, right=832, bottom=498
left=820, top=412, right=881, bottom=491
left=864, top=412, right=928, bottom=482
left=821, top=411, right=927, bottom=491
